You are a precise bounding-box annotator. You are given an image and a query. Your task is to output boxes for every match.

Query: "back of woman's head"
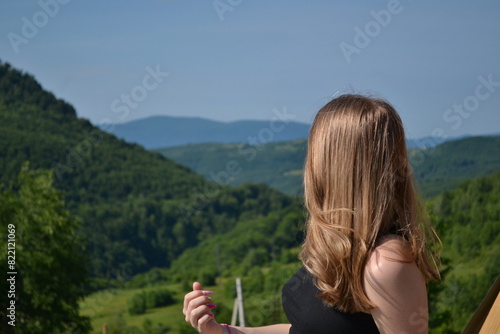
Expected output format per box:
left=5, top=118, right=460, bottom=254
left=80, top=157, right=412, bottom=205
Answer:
left=300, top=94, right=440, bottom=313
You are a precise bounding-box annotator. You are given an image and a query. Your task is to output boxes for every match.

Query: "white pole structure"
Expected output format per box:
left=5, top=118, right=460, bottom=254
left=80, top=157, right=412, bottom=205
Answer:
left=236, top=277, right=246, bottom=327
left=231, top=298, right=238, bottom=326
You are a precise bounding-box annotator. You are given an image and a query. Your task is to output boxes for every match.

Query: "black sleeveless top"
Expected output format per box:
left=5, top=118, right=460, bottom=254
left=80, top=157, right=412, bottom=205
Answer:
left=282, top=267, right=380, bottom=334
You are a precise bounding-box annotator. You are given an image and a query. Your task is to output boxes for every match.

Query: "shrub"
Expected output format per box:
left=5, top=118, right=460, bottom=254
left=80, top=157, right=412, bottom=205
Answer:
left=128, top=293, right=146, bottom=315
left=145, top=289, right=175, bottom=308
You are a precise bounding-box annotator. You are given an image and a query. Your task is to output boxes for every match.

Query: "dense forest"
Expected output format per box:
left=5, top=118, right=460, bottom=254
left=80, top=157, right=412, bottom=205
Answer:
left=158, top=136, right=500, bottom=198
left=0, top=61, right=498, bottom=333
left=427, top=171, right=500, bottom=331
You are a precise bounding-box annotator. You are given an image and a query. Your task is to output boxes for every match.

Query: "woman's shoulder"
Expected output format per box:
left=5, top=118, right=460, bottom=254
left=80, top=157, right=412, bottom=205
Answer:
left=363, top=235, right=429, bottom=333
left=364, top=234, right=420, bottom=290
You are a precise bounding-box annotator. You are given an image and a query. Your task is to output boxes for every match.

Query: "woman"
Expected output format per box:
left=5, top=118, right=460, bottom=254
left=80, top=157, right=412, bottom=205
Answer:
left=183, top=94, right=441, bottom=334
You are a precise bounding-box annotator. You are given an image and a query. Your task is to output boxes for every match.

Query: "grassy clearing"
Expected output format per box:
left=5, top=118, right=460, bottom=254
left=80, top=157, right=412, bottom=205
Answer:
left=79, top=282, right=235, bottom=333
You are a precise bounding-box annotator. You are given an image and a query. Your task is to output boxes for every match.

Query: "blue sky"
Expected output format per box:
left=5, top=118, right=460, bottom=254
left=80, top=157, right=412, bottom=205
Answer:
left=1, top=0, right=499, bottom=139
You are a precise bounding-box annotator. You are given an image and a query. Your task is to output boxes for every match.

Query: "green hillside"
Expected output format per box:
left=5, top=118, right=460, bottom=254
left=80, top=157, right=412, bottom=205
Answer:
left=428, top=171, right=500, bottom=332
left=157, top=136, right=500, bottom=198
left=157, top=140, right=307, bottom=196
left=0, top=62, right=298, bottom=281
left=412, top=136, right=500, bottom=197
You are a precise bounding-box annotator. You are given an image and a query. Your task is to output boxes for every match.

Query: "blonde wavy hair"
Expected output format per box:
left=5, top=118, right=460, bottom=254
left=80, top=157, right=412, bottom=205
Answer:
left=300, top=94, right=440, bottom=313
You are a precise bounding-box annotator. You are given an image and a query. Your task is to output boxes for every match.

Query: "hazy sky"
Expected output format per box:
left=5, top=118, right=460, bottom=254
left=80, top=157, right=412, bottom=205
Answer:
left=1, top=0, right=499, bottom=139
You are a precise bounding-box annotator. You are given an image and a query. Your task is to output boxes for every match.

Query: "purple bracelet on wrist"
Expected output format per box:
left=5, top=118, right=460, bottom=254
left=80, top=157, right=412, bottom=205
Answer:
left=221, top=323, right=232, bottom=334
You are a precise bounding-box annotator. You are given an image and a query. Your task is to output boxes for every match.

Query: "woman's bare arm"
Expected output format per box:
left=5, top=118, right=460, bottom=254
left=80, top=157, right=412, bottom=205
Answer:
left=364, top=238, right=429, bottom=334
left=229, top=324, right=291, bottom=334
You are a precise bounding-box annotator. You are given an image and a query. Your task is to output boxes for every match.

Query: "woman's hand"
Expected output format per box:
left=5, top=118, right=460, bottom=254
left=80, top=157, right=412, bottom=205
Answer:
left=184, top=282, right=291, bottom=334
left=183, top=282, right=224, bottom=334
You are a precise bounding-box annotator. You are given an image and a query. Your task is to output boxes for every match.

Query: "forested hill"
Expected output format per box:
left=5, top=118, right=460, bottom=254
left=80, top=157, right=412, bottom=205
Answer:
left=427, top=171, right=500, bottom=331
left=411, top=136, right=500, bottom=197
left=0, top=63, right=205, bottom=203
left=0, top=62, right=300, bottom=279
left=158, top=140, right=307, bottom=196
left=157, top=136, right=500, bottom=198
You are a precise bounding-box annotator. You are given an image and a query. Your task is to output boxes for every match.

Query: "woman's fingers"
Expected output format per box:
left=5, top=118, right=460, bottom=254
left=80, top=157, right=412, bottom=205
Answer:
left=183, top=290, right=215, bottom=315
left=183, top=289, right=204, bottom=314
left=184, top=295, right=212, bottom=320
left=189, top=302, right=215, bottom=328
left=183, top=282, right=217, bottom=326
left=183, top=282, right=221, bottom=333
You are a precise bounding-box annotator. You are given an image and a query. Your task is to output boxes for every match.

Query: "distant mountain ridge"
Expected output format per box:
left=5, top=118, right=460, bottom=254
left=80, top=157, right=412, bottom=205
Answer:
left=102, top=114, right=311, bottom=149
left=102, top=114, right=491, bottom=150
